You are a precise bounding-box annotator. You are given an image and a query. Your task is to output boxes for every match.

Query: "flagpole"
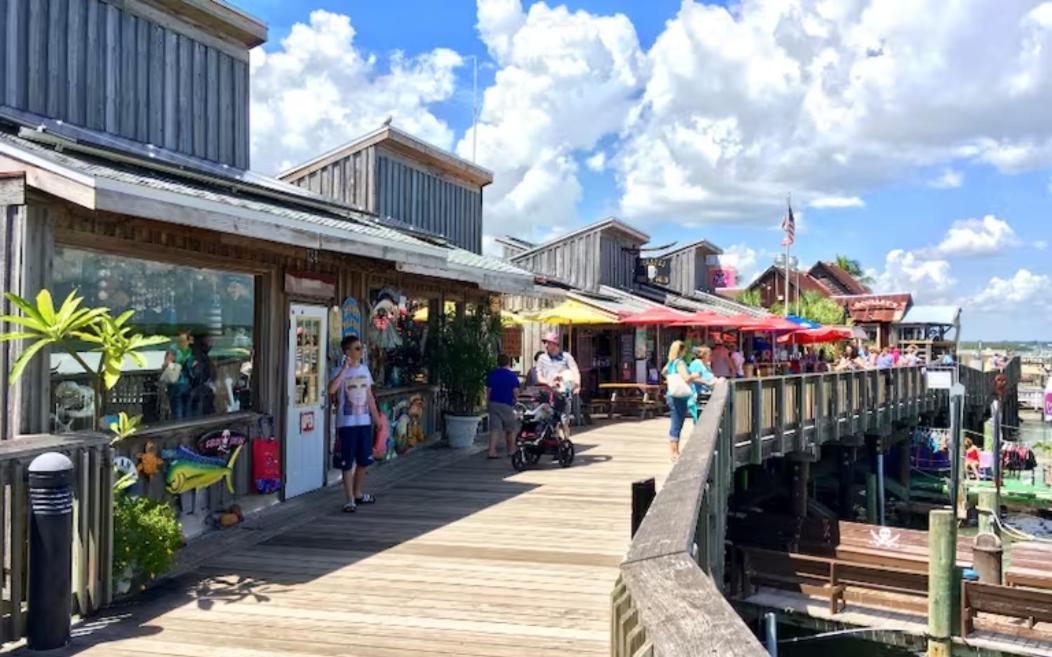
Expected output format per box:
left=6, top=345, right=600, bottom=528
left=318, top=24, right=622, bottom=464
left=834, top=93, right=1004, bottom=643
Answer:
left=783, top=193, right=791, bottom=318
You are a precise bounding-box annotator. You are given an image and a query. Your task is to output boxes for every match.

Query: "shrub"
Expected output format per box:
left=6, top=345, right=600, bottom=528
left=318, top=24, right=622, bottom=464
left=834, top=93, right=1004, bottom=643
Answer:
left=113, top=494, right=182, bottom=593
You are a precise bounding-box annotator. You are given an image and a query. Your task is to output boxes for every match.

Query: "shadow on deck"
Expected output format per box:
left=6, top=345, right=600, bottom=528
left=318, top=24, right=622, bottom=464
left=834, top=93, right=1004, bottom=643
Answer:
left=10, top=419, right=672, bottom=657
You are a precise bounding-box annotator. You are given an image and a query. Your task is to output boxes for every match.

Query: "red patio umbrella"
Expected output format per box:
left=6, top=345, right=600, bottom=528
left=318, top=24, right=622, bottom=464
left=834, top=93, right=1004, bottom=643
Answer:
left=777, top=327, right=854, bottom=345
left=669, top=310, right=728, bottom=327
left=619, top=307, right=693, bottom=325
left=738, top=316, right=801, bottom=332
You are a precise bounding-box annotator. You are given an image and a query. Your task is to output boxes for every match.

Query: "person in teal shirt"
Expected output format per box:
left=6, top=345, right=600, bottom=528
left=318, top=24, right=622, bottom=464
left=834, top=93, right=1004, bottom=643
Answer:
left=687, top=345, right=719, bottom=423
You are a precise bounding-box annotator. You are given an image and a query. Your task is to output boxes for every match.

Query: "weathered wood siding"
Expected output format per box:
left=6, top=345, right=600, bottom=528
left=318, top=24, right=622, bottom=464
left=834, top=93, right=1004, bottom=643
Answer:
left=513, top=230, right=602, bottom=291
left=0, top=0, right=250, bottom=168
left=293, top=145, right=376, bottom=212
left=599, top=232, right=640, bottom=290
left=667, top=248, right=696, bottom=296
left=375, top=151, right=482, bottom=253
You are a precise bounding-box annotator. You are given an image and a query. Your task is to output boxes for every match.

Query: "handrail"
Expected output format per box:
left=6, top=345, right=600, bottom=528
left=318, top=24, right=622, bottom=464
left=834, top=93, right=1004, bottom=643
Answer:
left=610, top=367, right=935, bottom=656
left=0, top=433, right=113, bottom=643
left=612, top=381, right=767, bottom=656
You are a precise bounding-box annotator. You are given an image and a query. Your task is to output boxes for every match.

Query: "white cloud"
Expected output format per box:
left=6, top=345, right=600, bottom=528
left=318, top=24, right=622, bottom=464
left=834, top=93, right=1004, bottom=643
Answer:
left=809, top=196, right=864, bottom=209
left=930, top=215, right=1020, bottom=257
left=1036, top=240, right=1049, bottom=250
left=717, top=243, right=761, bottom=287
left=585, top=151, right=607, bottom=172
left=249, top=11, right=461, bottom=175
left=969, top=269, right=1052, bottom=312
left=464, top=0, right=645, bottom=240
left=929, top=169, right=963, bottom=189
left=873, top=249, right=956, bottom=302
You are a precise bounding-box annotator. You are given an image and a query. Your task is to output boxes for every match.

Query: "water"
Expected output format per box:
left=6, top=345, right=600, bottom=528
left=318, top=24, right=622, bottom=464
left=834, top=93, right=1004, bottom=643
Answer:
left=776, top=628, right=918, bottom=656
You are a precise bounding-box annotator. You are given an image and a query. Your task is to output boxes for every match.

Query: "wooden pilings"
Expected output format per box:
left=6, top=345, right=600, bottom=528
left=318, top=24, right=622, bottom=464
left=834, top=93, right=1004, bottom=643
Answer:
left=928, top=509, right=956, bottom=657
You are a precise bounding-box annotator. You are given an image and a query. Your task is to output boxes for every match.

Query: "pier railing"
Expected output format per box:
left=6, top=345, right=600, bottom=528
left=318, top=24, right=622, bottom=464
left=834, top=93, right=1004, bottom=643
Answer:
left=0, top=433, right=113, bottom=643
left=612, top=381, right=766, bottom=657
left=611, top=366, right=933, bottom=656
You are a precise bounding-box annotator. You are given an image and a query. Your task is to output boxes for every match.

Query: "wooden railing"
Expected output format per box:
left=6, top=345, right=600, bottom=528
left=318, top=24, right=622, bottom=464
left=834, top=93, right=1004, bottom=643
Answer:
left=0, top=433, right=113, bottom=643
left=957, top=356, right=1021, bottom=430
left=611, top=367, right=934, bottom=656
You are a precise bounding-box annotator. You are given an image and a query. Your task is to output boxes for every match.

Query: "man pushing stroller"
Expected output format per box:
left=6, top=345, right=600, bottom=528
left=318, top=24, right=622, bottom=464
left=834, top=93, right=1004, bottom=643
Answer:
left=534, top=331, right=580, bottom=438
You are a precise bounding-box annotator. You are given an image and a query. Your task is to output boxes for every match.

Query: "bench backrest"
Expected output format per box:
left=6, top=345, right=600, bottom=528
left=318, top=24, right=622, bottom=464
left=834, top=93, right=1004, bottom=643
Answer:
left=837, top=520, right=974, bottom=562
left=834, top=561, right=928, bottom=593
left=740, top=547, right=833, bottom=581
left=964, top=581, right=1052, bottom=625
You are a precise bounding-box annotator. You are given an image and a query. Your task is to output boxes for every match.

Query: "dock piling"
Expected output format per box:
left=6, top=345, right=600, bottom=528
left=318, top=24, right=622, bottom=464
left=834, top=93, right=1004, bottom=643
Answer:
left=927, top=508, right=956, bottom=657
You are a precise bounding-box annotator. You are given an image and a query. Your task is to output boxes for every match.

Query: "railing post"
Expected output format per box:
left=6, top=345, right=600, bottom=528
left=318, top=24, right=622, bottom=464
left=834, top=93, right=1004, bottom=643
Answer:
left=775, top=377, right=786, bottom=454
left=795, top=378, right=805, bottom=452
left=928, top=509, right=956, bottom=657
left=831, top=372, right=841, bottom=442
left=631, top=478, right=656, bottom=538
left=750, top=379, right=763, bottom=465
left=814, top=374, right=825, bottom=446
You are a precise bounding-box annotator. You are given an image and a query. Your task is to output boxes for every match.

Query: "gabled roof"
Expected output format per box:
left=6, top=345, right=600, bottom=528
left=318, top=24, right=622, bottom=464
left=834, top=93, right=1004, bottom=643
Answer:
left=809, top=261, right=870, bottom=295
left=658, top=239, right=724, bottom=258
left=509, top=218, right=650, bottom=261
left=900, top=305, right=961, bottom=326
left=747, top=265, right=831, bottom=297
left=278, top=125, right=493, bottom=187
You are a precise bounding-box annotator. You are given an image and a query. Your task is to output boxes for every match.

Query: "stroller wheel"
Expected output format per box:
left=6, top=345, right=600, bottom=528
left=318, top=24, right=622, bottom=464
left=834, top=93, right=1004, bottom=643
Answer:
left=558, top=441, right=575, bottom=467
left=511, top=448, right=528, bottom=472
left=527, top=449, right=541, bottom=464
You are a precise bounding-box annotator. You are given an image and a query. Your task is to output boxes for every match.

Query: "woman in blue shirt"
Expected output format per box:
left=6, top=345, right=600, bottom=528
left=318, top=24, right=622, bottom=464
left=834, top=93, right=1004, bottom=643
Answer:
left=687, top=346, right=718, bottom=422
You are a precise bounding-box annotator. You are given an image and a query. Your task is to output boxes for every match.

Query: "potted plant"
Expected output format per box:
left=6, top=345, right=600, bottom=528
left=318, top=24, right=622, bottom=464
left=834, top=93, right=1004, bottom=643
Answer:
left=430, top=307, right=499, bottom=448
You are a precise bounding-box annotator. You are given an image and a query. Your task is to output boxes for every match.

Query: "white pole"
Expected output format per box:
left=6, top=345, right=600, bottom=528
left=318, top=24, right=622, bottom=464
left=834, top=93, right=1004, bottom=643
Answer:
left=471, top=56, right=479, bottom=163
left=784, top=241, right=790, bottom=318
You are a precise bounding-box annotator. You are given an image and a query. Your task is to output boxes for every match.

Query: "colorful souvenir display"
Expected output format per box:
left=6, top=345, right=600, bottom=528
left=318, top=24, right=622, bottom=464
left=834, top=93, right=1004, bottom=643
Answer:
left=165, top=443, right=243, bottom=495
left=136, top=441, right=164, bottom=479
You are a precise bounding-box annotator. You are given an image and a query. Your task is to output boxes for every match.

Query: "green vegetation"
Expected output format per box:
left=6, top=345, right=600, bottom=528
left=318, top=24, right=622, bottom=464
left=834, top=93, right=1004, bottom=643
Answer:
left=0, top=290, right=167, bottom=429
left=736, top=289, right=763, bottom=308
left=112, top=495, right=182, bottom=593
left=429, top=305, right=500, bottom=416
left=834, top=254, right=874, bottom=286
left=771, top=291, right=845, bottom=325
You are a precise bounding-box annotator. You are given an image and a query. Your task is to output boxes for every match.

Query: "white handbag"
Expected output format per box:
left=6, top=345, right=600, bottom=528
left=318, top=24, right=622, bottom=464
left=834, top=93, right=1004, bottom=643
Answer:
left=159, top=362, right=182, bottom=385
left=666, top=364, right=693, bottom=399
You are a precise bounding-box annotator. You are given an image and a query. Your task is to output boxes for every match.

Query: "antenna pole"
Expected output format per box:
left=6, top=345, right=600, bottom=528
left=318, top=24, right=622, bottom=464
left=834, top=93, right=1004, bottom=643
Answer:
left=471, top=55, right=479, bottom=163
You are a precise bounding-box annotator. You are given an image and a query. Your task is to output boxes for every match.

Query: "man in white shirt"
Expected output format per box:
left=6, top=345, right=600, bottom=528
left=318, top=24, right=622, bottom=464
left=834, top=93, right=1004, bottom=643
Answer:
left=710, top=340, right=734, bottom=379
left=535, top=331, right=580, bottom=435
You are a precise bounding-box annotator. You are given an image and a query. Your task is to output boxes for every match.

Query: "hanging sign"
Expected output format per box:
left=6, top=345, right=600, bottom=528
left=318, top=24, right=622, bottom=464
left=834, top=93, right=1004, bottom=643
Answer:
left=634, top=257, right=670, bottom=285
left=196, top=429, right=249, bottom=457
left=341, top=296, right=362, bottom=338
left=709, top=266, right=737, bottom=289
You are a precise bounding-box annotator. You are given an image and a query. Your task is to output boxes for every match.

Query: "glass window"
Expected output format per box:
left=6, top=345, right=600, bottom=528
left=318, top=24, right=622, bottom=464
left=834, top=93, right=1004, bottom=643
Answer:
left=364, top=289, right=432, bottom=388
left=50, top=247, right=256, bottom=432
left=294, top=317, right=321, bottom=406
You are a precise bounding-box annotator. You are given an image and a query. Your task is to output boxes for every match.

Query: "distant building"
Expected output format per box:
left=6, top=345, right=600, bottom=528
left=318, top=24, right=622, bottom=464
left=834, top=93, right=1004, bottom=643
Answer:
left=808, top=261, right=871, bottom=296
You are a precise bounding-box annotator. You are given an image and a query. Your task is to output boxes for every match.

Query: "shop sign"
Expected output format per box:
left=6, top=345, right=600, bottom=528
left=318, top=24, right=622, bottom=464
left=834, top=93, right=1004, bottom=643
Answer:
left=635, top=257, right=671, bottom=285
left=285, top=271, right=336, bottom=299
left=341, top=296, right=362, bottom=338
left=709, top=266, right=737, bottom=289
left=300, top=411, right=315, bottom=433
left=196, top=429, right=248, bottom=457
left=502, top=326, right=522, bottom=357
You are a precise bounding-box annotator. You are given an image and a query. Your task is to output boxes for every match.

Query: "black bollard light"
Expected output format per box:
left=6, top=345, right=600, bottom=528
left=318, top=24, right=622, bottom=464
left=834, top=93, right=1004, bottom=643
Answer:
left=26, top=452, right=74, bottom=651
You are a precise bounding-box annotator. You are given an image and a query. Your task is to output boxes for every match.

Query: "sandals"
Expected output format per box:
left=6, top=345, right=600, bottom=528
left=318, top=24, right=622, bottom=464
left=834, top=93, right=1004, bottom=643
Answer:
left=342, top=502, right=357, bottom=513
left=355, top=493, right=376, bottom=505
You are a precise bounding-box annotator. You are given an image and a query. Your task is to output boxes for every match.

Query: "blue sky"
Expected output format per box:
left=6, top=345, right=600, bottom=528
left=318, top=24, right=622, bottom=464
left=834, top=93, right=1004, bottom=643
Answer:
left=241, top=0, right=1052, bottom=341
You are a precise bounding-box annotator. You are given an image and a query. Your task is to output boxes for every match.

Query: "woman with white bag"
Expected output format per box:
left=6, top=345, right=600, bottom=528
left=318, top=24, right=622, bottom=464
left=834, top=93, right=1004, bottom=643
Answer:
left=663, top=340, right=697, bottom=462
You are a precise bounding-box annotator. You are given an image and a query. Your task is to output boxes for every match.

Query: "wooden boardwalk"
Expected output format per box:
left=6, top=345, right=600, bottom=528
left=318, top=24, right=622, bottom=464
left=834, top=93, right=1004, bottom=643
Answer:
left=14, top=419, right=674, bottom=657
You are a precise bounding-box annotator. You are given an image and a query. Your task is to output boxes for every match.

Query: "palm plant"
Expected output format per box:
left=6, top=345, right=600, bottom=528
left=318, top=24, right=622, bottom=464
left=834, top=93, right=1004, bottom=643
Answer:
left=0, top=290, right=167, bottom=430
left=737, top=289, right=763, bottom=308
left=834, top=254, right=874, bottom=287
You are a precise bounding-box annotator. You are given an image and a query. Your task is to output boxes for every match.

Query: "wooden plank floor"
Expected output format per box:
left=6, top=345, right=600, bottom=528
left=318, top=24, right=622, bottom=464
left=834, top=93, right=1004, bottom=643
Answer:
left=14, top=419, right=674, bottom=657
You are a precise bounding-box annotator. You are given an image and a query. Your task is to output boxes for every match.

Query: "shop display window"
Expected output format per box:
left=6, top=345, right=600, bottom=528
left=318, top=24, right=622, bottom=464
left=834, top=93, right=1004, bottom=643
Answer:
left=50, top=247, right=256, bottom=431
left=364, top=289, right=432, bottom=388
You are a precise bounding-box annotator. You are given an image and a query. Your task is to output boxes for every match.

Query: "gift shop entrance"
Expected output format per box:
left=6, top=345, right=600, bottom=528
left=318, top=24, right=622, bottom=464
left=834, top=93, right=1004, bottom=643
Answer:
left=286, top=304, right=329, bottom=499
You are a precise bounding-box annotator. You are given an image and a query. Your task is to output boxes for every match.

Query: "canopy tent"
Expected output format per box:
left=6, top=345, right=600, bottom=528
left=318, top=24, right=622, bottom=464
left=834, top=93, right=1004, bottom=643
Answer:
left=737, top=316, right=802, bottom=332
left=669, top=310, right=729, bottom=327
left=777, top=327, right=855, bottom=345
left=522, top=300, right=618, bottom=325
left=786, top=314, right=822, bottom=329
left=619, top=307, right=693, bottom=325
left=412, top=307, right=526, bottom=325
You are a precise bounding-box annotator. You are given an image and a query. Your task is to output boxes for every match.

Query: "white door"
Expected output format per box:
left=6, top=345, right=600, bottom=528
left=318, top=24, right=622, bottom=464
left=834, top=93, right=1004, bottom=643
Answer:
left=286, top=304, right=328, bottom=499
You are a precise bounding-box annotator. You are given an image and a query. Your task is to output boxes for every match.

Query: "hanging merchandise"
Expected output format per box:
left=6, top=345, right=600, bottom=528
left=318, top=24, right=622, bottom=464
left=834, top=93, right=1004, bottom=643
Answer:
left=165, top=443, right=244, bottom=495
left=373, top=413, right=391, bottom=460
left=252, top=416, right=281, bottom=494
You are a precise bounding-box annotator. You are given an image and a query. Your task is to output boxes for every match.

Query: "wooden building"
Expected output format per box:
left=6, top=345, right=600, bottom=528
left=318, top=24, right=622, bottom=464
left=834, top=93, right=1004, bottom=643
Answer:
left=808, top=261, right=870, bottom=296
left=896, top=304, right=961, bottom=363
left=834, top=293, right=913, bottom=348
left=279, top=126, right=490, bottom=253
left=746, top=264, right=831, bottom=309
left=0, top=0, right=541, bottom=535
left=661, top=240, right=724, bottom=296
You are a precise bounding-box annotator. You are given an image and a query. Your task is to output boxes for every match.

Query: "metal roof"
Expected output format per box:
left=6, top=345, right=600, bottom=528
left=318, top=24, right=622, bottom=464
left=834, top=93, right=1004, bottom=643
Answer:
left=900, top=305, right=961, bottom=326
left=0, top=127, right=538, bottom=294
left=509, top=218, right=651, bottom=261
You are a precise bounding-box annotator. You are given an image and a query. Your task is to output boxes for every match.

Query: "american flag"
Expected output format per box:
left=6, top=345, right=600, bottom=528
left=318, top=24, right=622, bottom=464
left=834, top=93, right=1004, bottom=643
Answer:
left=781, top=201, right=795, bottom=247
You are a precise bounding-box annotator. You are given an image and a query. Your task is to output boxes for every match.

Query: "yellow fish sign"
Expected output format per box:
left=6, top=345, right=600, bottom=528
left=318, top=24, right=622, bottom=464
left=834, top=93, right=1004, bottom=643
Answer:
left=165, top=444, right=243, bottom=495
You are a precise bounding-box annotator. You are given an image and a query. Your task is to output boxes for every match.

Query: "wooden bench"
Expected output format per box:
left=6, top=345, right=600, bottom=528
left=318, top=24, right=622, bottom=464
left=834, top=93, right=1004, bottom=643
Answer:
left=1006, top=542, right=1052, bottom=589
left=739, top=546, right=928, bottom=615
left=962, top=580, right=1052, bottom=641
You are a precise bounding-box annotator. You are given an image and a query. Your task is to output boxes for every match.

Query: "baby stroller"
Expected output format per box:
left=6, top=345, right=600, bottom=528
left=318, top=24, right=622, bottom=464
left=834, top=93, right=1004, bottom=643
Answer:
left=511, top=386, right=575, bottom=471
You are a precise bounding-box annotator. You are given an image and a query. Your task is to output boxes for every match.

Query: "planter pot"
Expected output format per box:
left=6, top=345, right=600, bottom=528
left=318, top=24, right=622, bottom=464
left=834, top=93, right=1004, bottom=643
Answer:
left=445, top=414, right=482, bottom=449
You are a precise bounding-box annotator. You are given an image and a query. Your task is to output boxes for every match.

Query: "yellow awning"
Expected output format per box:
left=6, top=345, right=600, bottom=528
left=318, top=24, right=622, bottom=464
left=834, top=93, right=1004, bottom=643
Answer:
left=412, top=306, right=525, bottom=326
left=523, top=300, right=618, bottom=325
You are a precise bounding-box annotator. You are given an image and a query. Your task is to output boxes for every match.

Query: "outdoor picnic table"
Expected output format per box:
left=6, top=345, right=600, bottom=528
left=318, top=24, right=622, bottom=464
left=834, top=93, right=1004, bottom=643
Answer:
left=592, top=383, right=666, bottom=420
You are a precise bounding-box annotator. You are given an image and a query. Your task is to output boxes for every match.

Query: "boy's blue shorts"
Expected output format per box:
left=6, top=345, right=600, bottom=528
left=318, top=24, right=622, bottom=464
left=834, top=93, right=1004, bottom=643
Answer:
left=333, top=425, right=373, bottom=470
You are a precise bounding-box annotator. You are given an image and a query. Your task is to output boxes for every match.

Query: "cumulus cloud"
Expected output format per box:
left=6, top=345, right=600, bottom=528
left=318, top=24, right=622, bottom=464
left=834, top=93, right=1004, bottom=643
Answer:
left=929, top=215, right=1021, bottom=257
left=809, top=196, right=865, bottom=209
left=1036, top=240, right=1049, bottom=250
left=585, top=152, right=607, bottom=172
left=718, top=244, right=761, bottom=287
left=929, top=169, right=963, bottom=189
left=250, top=11, right=461, bottom=175
left=462, top=0, right=645, bottom=240
left=969, top=269, right=1052, bottom=312
left=873, top=249, right=956, bottom=302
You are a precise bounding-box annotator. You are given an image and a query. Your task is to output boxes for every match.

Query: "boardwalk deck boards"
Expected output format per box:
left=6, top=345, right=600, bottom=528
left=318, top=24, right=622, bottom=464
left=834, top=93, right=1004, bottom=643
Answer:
left=20, top=420, right=675, bottom=657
